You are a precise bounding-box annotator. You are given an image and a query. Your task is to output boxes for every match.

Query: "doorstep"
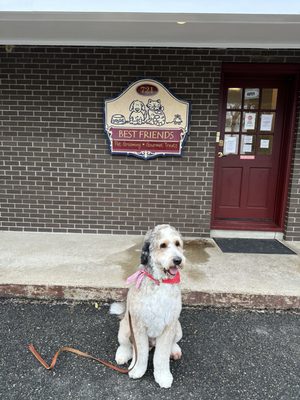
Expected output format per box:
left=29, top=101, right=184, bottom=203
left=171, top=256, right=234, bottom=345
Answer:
left=0, top=231, right=300, bottom=309
left=210, top=229, right=284, bottom=240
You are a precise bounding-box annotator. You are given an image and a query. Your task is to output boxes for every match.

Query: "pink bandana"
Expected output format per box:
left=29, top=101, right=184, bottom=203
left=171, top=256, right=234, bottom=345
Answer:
left=126, top=269, right=180, bottom=289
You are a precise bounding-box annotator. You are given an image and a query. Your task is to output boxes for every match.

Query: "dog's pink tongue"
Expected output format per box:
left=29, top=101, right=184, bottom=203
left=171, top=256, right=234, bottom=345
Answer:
left=169, top=267, right=178, bottom=276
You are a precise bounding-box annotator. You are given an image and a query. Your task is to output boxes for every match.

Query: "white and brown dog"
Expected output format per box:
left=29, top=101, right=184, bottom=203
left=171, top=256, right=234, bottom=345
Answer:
left=110, top=224, right=185, bottom=388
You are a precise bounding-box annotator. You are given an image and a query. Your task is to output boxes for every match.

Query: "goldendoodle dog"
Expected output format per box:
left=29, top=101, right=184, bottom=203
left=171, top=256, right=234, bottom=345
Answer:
left=110, top=224, right=185, bottom=388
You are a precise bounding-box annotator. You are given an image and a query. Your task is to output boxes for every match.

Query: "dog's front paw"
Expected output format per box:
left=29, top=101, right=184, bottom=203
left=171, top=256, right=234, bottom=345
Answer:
left=128, top=365, right=147, bottom=380
left=154, top=371, right=173, bottom=388
left=115, top=345, right=132, bottom=365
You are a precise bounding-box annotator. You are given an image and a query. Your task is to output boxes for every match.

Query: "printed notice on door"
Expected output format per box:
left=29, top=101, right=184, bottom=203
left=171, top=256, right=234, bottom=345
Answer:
left=260, top=139, right=270, bottom=149
left=224, top=134, right=238, bottom=155
left=260, top=114, right=273, bottom=131
left=244, top=113, right=256, bottom=130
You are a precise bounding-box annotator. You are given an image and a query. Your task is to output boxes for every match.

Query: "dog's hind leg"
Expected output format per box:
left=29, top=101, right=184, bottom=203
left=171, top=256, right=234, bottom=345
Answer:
left=115, top=313, right=133, bottom=365
left=170, top=320, right=182, bottom=360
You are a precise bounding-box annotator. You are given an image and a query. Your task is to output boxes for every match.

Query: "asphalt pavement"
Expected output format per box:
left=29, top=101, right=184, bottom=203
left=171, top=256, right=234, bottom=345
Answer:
left=1, top=299, right=299, bottom=400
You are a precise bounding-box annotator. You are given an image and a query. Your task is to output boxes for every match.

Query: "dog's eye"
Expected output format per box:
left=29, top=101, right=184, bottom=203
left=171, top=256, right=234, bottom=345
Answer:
left=160, top=243, right=167, bottom=249
left=175, top=241, right=181, bottom=247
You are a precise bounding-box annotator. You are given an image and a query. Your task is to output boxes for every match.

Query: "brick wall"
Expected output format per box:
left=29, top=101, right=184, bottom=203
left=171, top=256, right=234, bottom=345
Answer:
left=0, top=47, right=299, bottom=238
left=285, top=89, right=300, bottom=240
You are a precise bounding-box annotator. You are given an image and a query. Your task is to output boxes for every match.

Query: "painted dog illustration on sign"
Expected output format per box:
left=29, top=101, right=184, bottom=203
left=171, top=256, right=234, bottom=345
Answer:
left=129, top=100, right=147, bottom=125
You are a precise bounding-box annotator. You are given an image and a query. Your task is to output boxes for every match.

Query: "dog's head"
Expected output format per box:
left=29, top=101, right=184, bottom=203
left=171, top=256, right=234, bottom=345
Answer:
left=129, top=100, right=145, bottom=112
left=141, top=224, right=185, bottom=279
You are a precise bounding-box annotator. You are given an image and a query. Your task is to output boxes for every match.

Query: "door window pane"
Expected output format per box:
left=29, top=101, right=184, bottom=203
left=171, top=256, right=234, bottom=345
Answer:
left=240, top=134, right=255, bottom=155
left=227, top=88, right=242, bottom=109
left=225, top=111, right=241, bottom=132
left=244, top=88, right=260, bottom=109
left=257, top=135, right=273, bottom=155
left=261, top=88, right=278, bottom=110
left=242, top=112, right=257, bottom=132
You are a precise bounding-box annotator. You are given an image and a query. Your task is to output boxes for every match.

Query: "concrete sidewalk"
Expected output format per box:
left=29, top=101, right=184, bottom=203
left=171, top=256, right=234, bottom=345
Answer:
left=0, top=231, right=300, bottom=308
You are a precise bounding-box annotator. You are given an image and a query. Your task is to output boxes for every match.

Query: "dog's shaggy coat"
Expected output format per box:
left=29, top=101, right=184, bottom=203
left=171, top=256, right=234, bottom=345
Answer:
left=110, top=224, right=185, bottom=388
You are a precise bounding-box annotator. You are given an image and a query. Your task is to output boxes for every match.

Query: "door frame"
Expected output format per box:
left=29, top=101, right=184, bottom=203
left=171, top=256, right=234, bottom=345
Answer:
left=211, top=63, right=299, bottom=232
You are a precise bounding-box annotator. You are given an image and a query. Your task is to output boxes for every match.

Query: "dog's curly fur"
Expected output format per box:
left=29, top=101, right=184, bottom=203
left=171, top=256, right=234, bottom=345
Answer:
left=110, top=224, right=185, bottom=388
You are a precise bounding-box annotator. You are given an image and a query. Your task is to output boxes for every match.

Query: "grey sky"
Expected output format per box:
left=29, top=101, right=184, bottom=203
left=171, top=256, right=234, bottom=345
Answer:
left=0, top=0, right=300, bottom=14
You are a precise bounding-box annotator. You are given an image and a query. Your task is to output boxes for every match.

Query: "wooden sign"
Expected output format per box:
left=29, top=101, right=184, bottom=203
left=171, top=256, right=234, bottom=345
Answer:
left=104, top=79, right=190, bottom=160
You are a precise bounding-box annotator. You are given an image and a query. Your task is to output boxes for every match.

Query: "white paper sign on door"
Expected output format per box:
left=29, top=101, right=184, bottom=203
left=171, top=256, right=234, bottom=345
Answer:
left=244, top=113, right=256, bottom=130
left=224, top=134, right=238, bottom=155
left=243, top=144, right=252, bottom=153
left=260, top=114, right=273, bottom=131
left=260, top=139, right=270, bottom=149
left=244, top=135, right=253, bottom=144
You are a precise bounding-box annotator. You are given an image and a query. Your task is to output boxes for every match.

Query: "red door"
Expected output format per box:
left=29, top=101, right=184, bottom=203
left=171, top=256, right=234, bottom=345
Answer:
left=212, top=72, right=294, bottom=231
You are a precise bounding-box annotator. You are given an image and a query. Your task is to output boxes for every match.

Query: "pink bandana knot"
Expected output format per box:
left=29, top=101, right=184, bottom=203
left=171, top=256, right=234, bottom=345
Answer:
left=126, top=268, right=180, bottom=289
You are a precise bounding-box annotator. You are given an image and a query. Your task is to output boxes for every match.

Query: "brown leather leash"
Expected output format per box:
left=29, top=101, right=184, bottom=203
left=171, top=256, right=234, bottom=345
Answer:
left=28, top=312, right=137, bottom=374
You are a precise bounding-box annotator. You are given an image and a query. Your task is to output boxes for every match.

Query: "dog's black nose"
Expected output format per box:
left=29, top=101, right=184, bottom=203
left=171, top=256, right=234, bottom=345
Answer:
left=173, top=257, right=182, bottom=265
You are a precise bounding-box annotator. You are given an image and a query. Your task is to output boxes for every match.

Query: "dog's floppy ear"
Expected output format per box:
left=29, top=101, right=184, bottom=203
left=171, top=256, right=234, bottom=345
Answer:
left=141, top=241, right=150, bottom=265
left=129, top=101, right=134, bottom=111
